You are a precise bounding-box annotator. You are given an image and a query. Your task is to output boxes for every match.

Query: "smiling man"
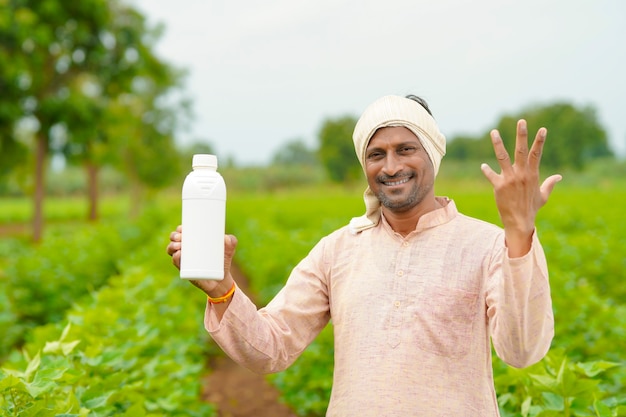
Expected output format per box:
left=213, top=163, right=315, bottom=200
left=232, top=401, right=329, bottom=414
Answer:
left=167, top=94, right=561, bottom=416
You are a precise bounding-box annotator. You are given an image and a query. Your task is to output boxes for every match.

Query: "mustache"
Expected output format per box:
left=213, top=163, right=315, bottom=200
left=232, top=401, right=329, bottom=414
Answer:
left=376, top=172, right=413, bottom=183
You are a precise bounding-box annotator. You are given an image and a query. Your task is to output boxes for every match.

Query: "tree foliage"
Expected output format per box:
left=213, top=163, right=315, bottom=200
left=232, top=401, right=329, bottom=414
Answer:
left=272, top=138, right=318, bottom=167
left=317, top=116, right=360, bottom=182
left=447, top=102, right=612, bottom=171
left=0, top=0, right=185, bottom=238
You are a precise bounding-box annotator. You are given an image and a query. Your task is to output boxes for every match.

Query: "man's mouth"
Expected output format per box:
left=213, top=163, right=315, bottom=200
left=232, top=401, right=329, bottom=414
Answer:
left=381, top=176, right=411, bottom=187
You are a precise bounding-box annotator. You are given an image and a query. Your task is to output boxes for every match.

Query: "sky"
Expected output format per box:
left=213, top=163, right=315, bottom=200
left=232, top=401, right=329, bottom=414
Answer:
left=131, top=0, right=625, bottom=166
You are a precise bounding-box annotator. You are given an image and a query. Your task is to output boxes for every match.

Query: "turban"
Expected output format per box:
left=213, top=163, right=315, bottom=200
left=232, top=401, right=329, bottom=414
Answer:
left=349, top=95, right=447, bottom=233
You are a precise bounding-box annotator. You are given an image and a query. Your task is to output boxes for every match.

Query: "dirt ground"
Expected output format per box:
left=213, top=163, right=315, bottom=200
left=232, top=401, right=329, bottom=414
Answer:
left=202, top=264, right=298, bottom=417
left=202, top=355, right=297, bottom=417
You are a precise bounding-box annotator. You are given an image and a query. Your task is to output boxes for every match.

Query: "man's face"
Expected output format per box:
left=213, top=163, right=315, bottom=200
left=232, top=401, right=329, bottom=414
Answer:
left=364, top=126, right=435, bottom=213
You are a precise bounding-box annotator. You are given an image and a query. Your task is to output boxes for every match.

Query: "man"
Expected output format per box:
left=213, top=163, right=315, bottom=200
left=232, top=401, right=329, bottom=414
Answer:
left=167, top=94, right=561, bottom=416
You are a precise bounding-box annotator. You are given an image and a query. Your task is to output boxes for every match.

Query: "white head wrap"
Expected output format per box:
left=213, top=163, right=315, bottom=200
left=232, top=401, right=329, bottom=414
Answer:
left=348, top=95, right=446, bottom=233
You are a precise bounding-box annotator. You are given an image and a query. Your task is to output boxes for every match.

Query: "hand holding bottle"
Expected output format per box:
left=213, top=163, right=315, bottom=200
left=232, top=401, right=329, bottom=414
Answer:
left=167, top=227, right=238, bottom=299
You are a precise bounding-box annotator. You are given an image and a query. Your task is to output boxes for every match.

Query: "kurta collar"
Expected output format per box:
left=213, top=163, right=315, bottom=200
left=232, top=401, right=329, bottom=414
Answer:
left=379, top=196, right=457, bottom=238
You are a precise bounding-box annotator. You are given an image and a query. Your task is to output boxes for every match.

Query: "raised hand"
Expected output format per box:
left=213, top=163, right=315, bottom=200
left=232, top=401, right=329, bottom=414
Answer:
left=480, top=119, right=562, bottom=257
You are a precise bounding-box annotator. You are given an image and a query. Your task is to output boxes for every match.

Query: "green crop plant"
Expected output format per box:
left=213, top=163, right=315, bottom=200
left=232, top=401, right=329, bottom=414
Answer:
left=0, top=226, right=216, bottom=416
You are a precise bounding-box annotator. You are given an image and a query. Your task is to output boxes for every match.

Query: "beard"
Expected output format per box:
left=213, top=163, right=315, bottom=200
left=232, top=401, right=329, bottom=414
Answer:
left=373, top=173, right=432, bottom=213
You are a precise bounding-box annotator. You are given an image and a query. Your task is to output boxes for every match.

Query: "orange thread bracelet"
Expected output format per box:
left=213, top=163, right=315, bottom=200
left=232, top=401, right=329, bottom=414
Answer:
left=207, top=282, right=236, bottom=304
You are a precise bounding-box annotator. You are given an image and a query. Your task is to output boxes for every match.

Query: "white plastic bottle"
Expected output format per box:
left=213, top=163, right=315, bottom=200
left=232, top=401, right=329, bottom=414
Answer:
left=180, top=154, right=226, bottom=280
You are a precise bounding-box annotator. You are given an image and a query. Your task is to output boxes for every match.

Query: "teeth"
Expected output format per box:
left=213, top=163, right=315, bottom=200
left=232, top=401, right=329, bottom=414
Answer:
left=385, top=178, right=409, bottom=186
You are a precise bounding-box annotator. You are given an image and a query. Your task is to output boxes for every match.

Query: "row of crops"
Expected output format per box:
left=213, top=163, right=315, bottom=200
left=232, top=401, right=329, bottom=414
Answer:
left=0, top=204, right=215, bottom=416
left=1, top=178, right=625, bottom=416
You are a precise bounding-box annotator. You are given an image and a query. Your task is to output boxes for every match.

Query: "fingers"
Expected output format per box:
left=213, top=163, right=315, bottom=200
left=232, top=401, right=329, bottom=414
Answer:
left=224, top=234, right=238, bottom=270
left=480, top=163, right=499, bottom=186
left=528, top=127, right=547, bottom=172
left=514, top=120, right=529, bottom=167
left=491, top=120, right=549, bottom=174
left=171, top=250, right=181, bottom=269
left=225, top=234, right=238, bottom=254
left=169, top=230, right=181, bottom=243
left=167, top=227, right=182, bottom=256
left=490, top=129, right=512, bottom=174
left=167, top=226, right=182, bottom=269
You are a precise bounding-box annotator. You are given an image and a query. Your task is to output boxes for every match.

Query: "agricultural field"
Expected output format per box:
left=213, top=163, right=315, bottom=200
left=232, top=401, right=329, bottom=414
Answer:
left=225, top=178, right=626, bottom=417
left=1, top=175, right=625, bottom=416
left=0, top=198, right=215, bottom=416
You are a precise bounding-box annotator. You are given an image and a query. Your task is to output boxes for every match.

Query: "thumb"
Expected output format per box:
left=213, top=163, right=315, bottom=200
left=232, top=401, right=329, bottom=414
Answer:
left=540, top=174, right=563, bottom=201
left=224, top=234, right=238, bottom=270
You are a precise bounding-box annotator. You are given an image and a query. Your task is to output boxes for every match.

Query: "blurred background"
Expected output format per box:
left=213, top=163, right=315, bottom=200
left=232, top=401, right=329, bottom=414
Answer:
left=1, top=1, right=625, bottom=415
left=2, top=0, right=624, bottom=241
left=130, top=0, right=626, bottom=165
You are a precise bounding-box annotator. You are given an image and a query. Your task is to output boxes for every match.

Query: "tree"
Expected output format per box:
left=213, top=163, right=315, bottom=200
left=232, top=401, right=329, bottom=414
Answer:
left=0, top=14, right=29, bottom=183
left=0, top=0, right=120, bottom=240
left=317, top=116, right=360, bottom=182
left=497, top=102, right=612, bottom=170
left=444, top=134, right=493, bottom=161
left=272, top=138, right=318, bottom=167
left=53, top=4, right=186, bottom=221
left=0, top=0, right=185, bottom=239
left=178, top=141, right=217, bottom=170
left=446, top=101, right=612, bottom=171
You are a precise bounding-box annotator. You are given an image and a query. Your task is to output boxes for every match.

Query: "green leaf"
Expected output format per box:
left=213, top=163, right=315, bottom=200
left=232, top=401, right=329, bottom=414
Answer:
left=0, top=367, right=25, bottom=379
left=43, top=341, right=61, bottom=355
left=593, top=399, right=613, bottom=417
left=24, top=352, right=41, bottom=380
left=84, top=392, right=113, bottom=409
left=530, top=373, right=559, bottom=392
left=521, top=396, right=532, bottom=417
left=568, top=378, right=601, bottom=398
left=36, top=366, right=69, bottom=382
left=61, top=340, right=81, bottom=355
left=26, top=376, right=56, bottom=398
left=15, top=401, right=47, bottom=417
left=60, top=322, right=72, bottom=341
left=43, top=339, right=81, bottom=356
left=576, top=361, right=621, bottom=378
left=0, top=374, right=27, bottom=392
left=542, top=392, right=565, bottom=411
left=122, top=402, right=147, bottom=417
left=59, top=368, right=83, bottom=384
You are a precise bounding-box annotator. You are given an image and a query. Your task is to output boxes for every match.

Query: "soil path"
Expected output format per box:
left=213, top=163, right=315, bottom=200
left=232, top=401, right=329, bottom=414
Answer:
left=201, top=263, right=298, bottom=417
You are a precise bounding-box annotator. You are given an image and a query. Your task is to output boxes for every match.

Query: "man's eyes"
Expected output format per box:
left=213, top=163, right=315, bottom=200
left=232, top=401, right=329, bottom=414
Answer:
left=366, top=146, right=418, bottom=160
left=367, top=151, right=384, bottom=160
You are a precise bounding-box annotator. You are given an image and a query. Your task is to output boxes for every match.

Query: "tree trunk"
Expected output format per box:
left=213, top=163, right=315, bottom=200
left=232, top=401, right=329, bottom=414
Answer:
left=86, top=161, right=99, bottom=221
left=32, top=133, right=47, bottom=243
left=129, top=178, right=143, bottom=219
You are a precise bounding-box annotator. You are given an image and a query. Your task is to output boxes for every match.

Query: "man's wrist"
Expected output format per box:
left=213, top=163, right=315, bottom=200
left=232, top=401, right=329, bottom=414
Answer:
left=504, top=228, right=535, bottom=258
left=206, top=279, right=236, bottom=301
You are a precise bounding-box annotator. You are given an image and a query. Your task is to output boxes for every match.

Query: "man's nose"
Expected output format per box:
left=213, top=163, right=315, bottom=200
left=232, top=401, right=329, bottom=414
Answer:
left=382, top=153, right=403, bottom=176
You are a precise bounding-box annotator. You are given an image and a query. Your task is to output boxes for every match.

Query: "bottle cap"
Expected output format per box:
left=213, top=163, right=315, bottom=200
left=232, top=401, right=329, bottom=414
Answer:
left=192, top=154, right=218, bottom=169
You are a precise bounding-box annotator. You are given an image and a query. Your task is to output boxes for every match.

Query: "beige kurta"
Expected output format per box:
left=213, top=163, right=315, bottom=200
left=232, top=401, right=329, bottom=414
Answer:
left=205, top=198, right=554, bottom=416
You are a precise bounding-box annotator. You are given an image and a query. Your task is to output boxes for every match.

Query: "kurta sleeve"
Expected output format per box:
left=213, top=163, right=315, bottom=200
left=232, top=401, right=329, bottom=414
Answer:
left=204, top=238, right=331, bottom=374
left=486, top=230, right=554, bottom=368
